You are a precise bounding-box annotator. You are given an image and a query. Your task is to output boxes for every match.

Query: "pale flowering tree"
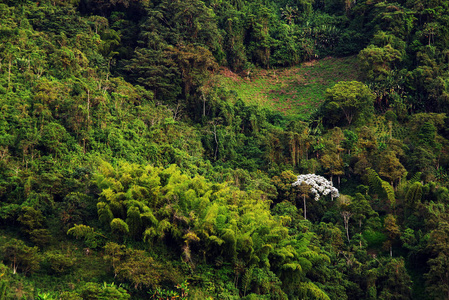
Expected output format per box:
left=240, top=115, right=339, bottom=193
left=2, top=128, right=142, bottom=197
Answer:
left=292, top=174, right=340, bottom=220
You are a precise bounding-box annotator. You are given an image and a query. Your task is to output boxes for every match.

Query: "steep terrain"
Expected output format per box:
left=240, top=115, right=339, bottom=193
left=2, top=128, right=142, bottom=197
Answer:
left=218, top=56, right=362, bottom=118
left=2, top=0, right=449, bottom=299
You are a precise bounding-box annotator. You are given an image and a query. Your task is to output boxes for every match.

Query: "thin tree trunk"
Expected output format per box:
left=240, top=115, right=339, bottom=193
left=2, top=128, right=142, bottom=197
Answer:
left=202, top=92, right=206, bottom=117
left=342, top=211, right=352, bottom=243
left=13, top=254, right=17, bottom=274
left=107, top=61, right=110, bottom=81
left=346, top=224, right=350, bottom=243
left=303, top=195, right=307, bottom=220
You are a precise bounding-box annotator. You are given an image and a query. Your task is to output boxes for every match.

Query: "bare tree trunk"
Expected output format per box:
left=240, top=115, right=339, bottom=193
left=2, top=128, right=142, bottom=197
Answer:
left=13, top=254, right=17, bottom=274
left=341, top=211, right=352, bottom=243
left=202, top=92, right=206, bottom=117
left=303, top=195, right=307, bottom=220
left=107, top=59, right=111, bottom=81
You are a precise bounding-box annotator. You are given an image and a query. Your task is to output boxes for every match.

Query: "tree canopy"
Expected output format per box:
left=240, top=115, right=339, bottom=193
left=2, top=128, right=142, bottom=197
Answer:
left=2, top=0, right=449, bottom=299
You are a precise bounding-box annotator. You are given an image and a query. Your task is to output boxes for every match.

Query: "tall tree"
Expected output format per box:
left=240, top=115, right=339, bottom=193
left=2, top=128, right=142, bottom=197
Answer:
left=324, top=81, right=375, bottom=125
left=292, top=174, right=339, bottom=220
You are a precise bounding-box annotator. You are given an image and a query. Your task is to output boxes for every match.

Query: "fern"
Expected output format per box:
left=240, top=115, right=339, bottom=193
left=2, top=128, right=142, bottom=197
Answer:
left=208, top=235, right=225, bottom=246
left=366, top=168, right=383, bottom=195
left=281, top=263, right=302, bottom=272
left=405, top=182, right=423, bottom=207
left=67, top=224, right=105, bottom=248
left=141, top=211, right=158, bottom=227
left=427, top=201, right=446, bottom=217
left=381, top=181, right=395, bottom=207
left=110, top=218, right=129, bottom=234
left=143, top=227, right=157, bottom=243
left=221, top=228, right=237, bottom=258
left=299, top=282, right=331, bottom=300
left=97, top=202, right=113, bottom=225
left=366, top=168, right=395, bottom=207
left=157, top=219, right=172, bottom=238
left=297, top=257, right=313, bottom=272
left=409, top=172, right=422, bottom=184
left=67, top=224, right=95, bottom=239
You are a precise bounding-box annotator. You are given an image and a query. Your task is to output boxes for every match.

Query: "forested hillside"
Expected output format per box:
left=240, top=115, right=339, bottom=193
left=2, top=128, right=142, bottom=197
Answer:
left=2, top=0, right=449, bottom=299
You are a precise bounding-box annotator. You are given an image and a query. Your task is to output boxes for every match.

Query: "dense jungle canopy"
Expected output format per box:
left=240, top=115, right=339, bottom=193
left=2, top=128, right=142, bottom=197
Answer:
left=2, top=0, right=449, bottom=299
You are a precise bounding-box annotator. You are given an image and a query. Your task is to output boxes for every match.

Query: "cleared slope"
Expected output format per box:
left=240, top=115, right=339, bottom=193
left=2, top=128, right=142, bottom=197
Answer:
left=217, top=56, right=363, bottom=118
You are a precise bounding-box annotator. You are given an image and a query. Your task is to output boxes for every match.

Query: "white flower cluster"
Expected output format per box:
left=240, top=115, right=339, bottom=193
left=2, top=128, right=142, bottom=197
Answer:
left=292, top=174, right=340, bottom=201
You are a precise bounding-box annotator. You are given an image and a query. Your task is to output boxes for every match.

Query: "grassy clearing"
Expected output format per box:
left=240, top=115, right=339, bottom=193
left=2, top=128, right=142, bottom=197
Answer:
left=216, top=56, right=362, bottom=119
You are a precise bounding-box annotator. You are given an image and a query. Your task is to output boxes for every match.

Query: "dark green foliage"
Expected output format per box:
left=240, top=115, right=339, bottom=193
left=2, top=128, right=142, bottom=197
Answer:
left=0, top=238, right=41, bottom=275
left=79, top=282, right=130, bottom=300
left=44, top=251, right=75, bottom=275
left=0, top=279, right=7, bottom=300
left=4, top=0, right=449, bottom=298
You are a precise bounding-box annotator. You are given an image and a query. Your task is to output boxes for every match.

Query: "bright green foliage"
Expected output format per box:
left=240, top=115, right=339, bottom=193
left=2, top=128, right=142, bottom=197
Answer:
left=404, top=181, right=423, bottom=209
left=110, top=218, right=129, bottom=236
left=366, top=168, right=396, bottom=209
left=125, top=206, right=142, bottom=239
left=93, top=162, right=330, bottom=298
left=324, top=81, right=375, bottom=125
left=67, top=224, right=105, bottom=248
left=79, top=282, right=130, bottom=300
left=298, top=282, right=331, bottom=300
left=3, top=0, right=449, bottom=298
left=219, top=56, right=362, bottom=118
